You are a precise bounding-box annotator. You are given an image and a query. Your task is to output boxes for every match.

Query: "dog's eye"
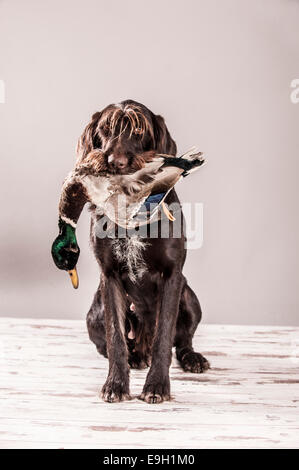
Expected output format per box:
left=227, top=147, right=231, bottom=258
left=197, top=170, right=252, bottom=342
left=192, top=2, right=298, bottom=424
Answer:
left=134, top=127, right=143, bottom=135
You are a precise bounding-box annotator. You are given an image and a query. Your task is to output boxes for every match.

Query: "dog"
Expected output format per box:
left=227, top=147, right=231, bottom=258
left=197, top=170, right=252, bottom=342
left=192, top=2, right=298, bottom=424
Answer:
left=78, top=100, right=209, bottom=403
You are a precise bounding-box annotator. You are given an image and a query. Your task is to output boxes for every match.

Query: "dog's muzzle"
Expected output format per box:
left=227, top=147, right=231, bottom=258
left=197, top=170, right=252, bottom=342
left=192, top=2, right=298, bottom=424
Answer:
left=107, top=154, right=128, bottom=171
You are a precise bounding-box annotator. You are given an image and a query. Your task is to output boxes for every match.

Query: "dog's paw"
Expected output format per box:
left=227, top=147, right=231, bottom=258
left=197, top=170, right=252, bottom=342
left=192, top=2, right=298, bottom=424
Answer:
left=180, top=351, right=210, bottom=373
left=101, top=378, right=131, bottom=403
left=139, top=377, right=171, bottom=404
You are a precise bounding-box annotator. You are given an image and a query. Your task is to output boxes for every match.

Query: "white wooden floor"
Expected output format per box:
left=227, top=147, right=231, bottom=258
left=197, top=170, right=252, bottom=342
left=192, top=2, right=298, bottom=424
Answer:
left=0, top=317, right=298, bottom=449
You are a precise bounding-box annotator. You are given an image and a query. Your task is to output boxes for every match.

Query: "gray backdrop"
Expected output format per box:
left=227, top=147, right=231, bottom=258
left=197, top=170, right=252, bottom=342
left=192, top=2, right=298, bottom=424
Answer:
left=0, top=0, right=298, bottom=325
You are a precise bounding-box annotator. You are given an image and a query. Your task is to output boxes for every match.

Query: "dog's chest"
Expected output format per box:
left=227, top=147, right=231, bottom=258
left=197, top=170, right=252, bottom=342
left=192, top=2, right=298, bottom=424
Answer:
left=111, top=236, right=148, bottom=283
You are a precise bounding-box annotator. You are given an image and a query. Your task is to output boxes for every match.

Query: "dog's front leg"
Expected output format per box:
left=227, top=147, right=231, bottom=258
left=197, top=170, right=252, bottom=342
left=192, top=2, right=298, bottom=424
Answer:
left=101, top=274, right=131, bottom=403
left=141, top=270, right=183, bottom=404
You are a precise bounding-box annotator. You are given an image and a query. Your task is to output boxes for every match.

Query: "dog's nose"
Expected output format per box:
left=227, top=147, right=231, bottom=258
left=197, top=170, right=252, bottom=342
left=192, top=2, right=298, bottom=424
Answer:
left=108, top=154, right=128, bottom=170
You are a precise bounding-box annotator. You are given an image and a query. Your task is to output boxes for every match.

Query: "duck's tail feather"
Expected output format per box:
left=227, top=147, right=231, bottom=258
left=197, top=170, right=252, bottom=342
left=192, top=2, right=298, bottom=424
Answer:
left=179, top=147, right=204, bottom=161
left=160, top=148, right=205, bottom=176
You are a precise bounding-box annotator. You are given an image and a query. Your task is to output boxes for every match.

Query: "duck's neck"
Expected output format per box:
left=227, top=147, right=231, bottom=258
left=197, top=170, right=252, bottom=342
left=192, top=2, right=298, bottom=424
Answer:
left=58, top=218, right=77, bottom=243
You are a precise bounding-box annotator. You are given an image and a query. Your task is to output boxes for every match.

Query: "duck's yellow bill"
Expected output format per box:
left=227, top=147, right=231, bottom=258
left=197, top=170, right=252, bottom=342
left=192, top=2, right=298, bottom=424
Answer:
left=68, top=268, right=79, bottom=289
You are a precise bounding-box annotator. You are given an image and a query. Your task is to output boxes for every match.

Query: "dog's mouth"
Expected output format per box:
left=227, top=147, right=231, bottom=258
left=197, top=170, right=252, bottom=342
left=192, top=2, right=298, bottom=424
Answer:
left=76, top=148, right=156, bottom=177
left=105, top=151, right=155, bottom=176
left=105, top=165, right=133, bottom=176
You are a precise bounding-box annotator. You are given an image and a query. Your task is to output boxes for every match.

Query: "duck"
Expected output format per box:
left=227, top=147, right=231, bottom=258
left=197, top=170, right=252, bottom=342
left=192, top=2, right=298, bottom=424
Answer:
left=51, top=148, right=205, bottom=288
left=103, top=148, right=205, bottom=228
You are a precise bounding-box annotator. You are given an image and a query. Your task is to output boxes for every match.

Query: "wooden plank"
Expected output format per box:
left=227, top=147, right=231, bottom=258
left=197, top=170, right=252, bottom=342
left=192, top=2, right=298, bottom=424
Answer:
left=0, top=316, right=298, bottom=448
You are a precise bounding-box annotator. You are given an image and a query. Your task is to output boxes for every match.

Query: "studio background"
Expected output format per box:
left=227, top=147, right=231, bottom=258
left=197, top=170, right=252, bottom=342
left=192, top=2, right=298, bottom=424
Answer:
left=0, top=0, right=298, bottom=325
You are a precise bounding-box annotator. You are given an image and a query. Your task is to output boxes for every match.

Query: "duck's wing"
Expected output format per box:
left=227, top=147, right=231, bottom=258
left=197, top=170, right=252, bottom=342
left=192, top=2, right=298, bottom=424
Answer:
left=108, top=158, right=164, bottom=196
left=149, top=166, right=183, bottom=194
left=146, top=148, right=204, bottom=193
left=107, top=148, right=205, bottom=209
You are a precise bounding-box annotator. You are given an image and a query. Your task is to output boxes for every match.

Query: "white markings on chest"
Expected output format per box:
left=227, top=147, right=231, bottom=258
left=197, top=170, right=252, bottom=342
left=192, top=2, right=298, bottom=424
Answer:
left=111, top=236, right=148, bottom=283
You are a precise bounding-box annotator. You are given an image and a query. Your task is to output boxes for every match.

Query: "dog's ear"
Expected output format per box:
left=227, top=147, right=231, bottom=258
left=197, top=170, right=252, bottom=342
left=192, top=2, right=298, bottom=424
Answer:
left=152, top=114, right=177, bottom=156
left=76, top=112, right=103, bottom=161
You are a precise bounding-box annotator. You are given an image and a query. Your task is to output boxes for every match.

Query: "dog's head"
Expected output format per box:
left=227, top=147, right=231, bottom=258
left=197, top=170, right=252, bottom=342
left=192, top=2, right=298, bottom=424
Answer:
left=76, top=100, right=177, bottom=175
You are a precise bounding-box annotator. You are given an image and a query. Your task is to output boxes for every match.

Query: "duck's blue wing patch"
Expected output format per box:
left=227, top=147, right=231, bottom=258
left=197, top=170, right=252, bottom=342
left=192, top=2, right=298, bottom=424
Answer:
left=143, top=192, right=166, bottom=211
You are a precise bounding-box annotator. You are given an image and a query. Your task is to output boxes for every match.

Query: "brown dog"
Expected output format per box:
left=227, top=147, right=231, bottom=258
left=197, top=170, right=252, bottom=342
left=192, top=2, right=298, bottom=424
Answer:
left=56, top=99, right=209, bottom=403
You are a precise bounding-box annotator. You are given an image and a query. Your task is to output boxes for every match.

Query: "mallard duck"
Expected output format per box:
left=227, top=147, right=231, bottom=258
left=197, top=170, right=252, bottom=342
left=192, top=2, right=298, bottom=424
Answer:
left=51, top=148, right=204, bottom=288
left=104, top=148, right=204, bottom=228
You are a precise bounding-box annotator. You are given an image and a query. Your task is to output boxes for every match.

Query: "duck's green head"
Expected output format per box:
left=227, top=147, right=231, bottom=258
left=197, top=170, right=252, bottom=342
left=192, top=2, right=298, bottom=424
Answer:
left=51, top=218, right=80, bottom=271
